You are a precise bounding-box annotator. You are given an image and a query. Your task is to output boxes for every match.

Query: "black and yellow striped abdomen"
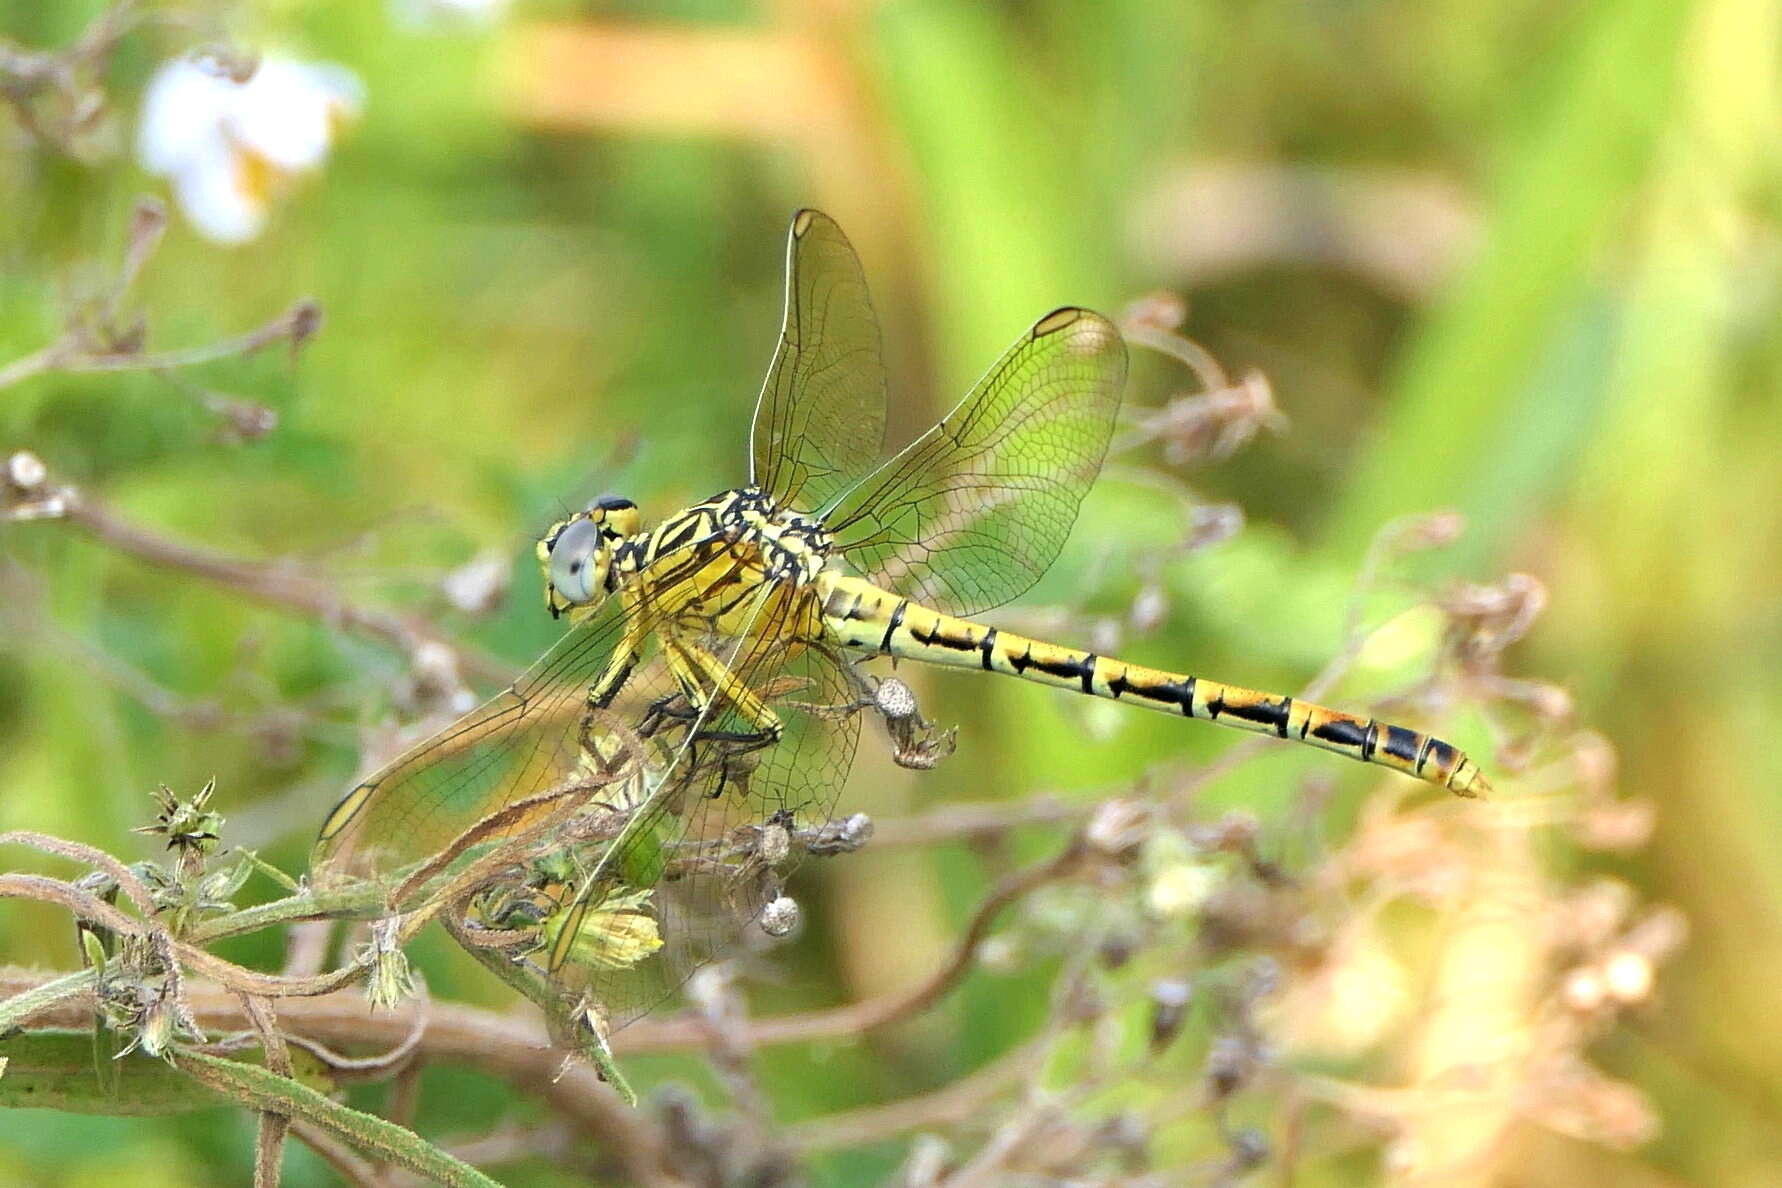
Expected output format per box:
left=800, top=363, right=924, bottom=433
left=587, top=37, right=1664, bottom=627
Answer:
left=816, top=572, right=1490, bottom=797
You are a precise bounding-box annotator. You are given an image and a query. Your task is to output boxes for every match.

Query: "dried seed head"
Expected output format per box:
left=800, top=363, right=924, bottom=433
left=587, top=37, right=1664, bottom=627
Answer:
left=1563, top=966, right=1607, bottom=1012
left=1192, top=810, right=1260, bottom=854
left=807, top=812, right=874, bottom=855
left=5, top=450, right=47, bottom=492
left=759, top=895, right=799, bottom=938
left=213, top=396, right=278, bottom=443
left=757, top=819, right=792, bottom=866
left=287, top=299, right=324, bottom=352
left=405, top=640, right=473, bottom=714
left=1146, top=860, right=1220, bottom=919
left=1623, top=905, right=1688, bottom=964
left=1203, top=1033, right=1259, bottom=1102
left=1601, top=950, right=1654, bottom=1004
left=363, top=917, right=417, bottom=1011
left=1121, top=290, right=1188, bottom=331
left=1148, top=978, right=1193, bottom=1053
left=129, top=196, right=169, bottom=244
left=1226, top=1127, right=1268, bottom=1171
left=1094, top=1111, right=1150, bottom=1168
left=1185, top=502, right=1244, bottom=551
left=874, top=677, right=918, bottom=721
left=441, top=550, right=512, bottom=615
left=1098, top=931, right=1137, bottom=969
left=1128, top=583, right=1170, bottom=633
left=1085, top=798, right=1151, bottom=861
left=900, top=1136, right=952, bottom=1188
left=1394, top=509, right=1465, bottom=553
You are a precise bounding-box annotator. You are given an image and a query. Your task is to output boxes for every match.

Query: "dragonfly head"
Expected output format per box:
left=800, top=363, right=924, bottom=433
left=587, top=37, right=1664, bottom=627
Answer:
left=538, top=495, right=641, bottom=618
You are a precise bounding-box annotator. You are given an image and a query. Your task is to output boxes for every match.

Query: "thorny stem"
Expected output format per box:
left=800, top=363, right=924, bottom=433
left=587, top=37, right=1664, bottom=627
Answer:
left=0, top=830, right=158, bottom=917
left=2, top=829, right=1084, bottom=1057
left=186, top=882, right=387, bottom=944
left=238, top=992, right=293, bottom=1188
left=0, top=872, right=372, bottom=1005
left=391, top=1124, right=579, bottom=1186
left=173, top=1048, right=502, bottom=1188
left=0, top=966, right=98, bottom=1033
left=0, top=975, right=667, bottom=1157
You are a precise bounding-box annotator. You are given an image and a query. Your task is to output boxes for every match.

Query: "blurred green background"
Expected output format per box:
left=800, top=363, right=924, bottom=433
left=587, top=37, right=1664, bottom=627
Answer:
left=2, top=0, right=1780, bottom=1184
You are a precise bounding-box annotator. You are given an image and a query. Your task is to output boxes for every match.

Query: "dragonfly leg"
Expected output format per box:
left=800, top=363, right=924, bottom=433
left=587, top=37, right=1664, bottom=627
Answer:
left=586, top=647, right=642, bottom=711
left=657, top=636, right=787, bottom=799
left=637, top=690, right=699, bottom=739
left=663, top=635, right=785, bottom=745
left=585, top=592, right=653, bottom=712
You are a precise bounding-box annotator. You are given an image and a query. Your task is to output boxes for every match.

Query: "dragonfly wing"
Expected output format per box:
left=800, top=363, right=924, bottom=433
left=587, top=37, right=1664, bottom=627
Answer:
left=749, top=209, right=888, bottom=515
left=313, top=546, right=861, bottom=1028
left=313, top=539, right=725, bottom=879
left=550, top=590, right=863, bottom=1027
left=826, top=307, right=1128, bottom=617
left=313, top=590, right=641, bottom=880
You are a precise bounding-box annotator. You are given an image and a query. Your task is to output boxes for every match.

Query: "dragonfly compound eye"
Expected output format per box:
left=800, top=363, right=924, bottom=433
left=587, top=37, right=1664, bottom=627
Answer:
left=547, top=516, right=606, bottom=605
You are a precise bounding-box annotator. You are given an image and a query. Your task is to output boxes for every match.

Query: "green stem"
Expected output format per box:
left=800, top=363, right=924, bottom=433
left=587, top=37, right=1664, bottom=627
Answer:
left=173, top=1048, right=501, bottom=1188
left=0, top=967, right=96, bottom=1035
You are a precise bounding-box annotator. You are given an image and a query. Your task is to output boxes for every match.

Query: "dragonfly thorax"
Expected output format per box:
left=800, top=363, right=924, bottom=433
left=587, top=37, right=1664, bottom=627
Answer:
left=720, top=484, right=833, bottom=583
left=538, top=486, right=832, bottom=622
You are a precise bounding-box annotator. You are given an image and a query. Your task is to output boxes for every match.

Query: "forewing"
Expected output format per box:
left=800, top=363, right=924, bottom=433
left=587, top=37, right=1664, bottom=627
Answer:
left=311, top=540, right=718, bottom=880
left=749, top=209, right=888, bottom=514
left=826, top=307, right=1128, bottom=617
left=312, top=594, right=640, bottom=881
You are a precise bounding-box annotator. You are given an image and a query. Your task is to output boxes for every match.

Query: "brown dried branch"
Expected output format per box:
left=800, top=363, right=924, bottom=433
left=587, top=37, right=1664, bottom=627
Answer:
left=285, top=1120, right=383, bottom=1188
left=389, top=1124, right=580, bottom=1187
left=1116, top=298, right=1288, bottom=467
left=0, top=299, right=322, bottom=391
left=785, top=1035, right=1048, bottom=1152
left=620, top=835, right=1086, bottom=1054
left=3, top=452, right=510, bottom=688
left=0, top=559, right=345, bottom=747
left=0, top=971, right=684, bottom=1185
left=0, top=2, right=146, bottom=158
left=0, top=195, right=321, bottom=405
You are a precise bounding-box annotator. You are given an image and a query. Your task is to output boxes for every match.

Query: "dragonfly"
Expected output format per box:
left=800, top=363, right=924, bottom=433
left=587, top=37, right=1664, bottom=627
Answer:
left=314, top=209, right=1489, bottom=1031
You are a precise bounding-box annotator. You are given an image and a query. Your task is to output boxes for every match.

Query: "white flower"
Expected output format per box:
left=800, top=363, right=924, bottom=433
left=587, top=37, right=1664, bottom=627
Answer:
left=137, top=56, right=362, bottom=245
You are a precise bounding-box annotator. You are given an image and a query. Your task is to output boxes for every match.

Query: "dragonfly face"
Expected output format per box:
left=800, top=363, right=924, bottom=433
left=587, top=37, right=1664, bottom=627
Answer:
left=538, top=494, right=640, bottom=620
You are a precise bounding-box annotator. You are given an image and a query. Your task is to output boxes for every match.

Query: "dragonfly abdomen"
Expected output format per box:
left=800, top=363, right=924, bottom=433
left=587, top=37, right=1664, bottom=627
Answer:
left=816, top=572, right=1490, bottom=797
